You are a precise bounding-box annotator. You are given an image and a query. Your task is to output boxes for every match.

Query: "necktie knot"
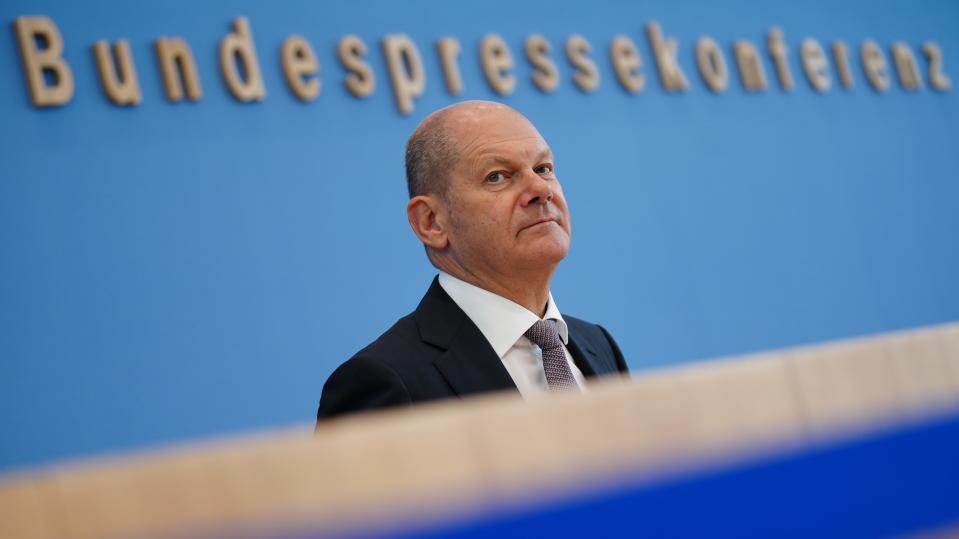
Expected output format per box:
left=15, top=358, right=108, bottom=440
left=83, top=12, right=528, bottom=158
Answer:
left=524, top=319, right=579, bottom=392
left=524, top=319, right=564, bottom=351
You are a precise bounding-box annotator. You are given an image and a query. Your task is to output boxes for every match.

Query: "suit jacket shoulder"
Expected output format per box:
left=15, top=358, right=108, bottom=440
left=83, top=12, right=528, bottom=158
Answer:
left=317, top=310, right=455, bottom=420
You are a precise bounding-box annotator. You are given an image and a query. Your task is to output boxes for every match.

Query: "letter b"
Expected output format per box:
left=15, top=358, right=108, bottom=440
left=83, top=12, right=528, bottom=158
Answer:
left=14, top=16, right=74, bottom=107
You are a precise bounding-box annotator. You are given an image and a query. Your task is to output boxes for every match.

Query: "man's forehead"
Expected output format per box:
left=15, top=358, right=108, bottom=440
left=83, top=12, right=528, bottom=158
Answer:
left=445, top=102, right=530, bottom=132
left=411, top=100, right=552, bottom=176
left=444, top=106, right=547, bottom=156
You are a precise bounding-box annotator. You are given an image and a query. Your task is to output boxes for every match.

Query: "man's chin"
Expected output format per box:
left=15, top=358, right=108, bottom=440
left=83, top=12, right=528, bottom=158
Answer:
left=518, top=240, right=570, bottom=267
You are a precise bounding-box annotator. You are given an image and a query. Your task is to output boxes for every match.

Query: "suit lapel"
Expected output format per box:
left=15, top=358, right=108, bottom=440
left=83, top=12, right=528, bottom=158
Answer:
left=414, top=277, right=517, bottom=396
left=432, top=322, right=517, bottom=396
left=566, top=324, right=616, bottom=377
left=566, top=334, right=597, bottom=377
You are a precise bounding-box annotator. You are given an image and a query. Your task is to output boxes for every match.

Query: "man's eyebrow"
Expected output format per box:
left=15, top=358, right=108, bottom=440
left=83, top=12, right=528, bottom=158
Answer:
left=477, top=149, right=554, bottom=170
left=535, top=148, right=554, bottom=162
left=476, top=155, right=513, bottom=169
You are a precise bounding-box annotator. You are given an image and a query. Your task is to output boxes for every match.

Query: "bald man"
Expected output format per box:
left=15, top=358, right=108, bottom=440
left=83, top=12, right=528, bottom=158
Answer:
left=317, top=101, right=628, bottom=421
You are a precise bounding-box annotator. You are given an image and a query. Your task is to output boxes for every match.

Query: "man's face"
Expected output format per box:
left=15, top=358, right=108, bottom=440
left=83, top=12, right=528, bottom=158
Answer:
left=441, top=107, right=572, bottom=283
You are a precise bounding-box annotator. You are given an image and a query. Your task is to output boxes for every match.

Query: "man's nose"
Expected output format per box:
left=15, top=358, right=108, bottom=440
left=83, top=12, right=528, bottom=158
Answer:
left=521, top=169, right=553, bottom=207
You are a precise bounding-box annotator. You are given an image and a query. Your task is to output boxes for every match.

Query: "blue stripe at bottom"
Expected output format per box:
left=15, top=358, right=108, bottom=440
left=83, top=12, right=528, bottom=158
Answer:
left=376, top=412, right=959, bottom=539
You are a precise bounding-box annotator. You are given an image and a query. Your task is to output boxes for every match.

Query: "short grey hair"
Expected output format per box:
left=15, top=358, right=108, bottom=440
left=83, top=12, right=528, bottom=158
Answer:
left=404, top=113, right=458, bottom=199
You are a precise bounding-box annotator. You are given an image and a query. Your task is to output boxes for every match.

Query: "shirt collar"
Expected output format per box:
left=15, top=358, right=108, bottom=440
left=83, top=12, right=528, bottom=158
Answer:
left=438, top=272, right=568, bottom=358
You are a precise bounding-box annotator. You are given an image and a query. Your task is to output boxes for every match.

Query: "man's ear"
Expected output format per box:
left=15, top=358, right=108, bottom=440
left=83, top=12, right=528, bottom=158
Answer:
left=407, top=195, right=449, bottom=250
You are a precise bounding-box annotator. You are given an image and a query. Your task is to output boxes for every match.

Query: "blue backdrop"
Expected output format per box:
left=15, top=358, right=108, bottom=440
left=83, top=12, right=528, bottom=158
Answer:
left=1, top=0, right=957, bottom=471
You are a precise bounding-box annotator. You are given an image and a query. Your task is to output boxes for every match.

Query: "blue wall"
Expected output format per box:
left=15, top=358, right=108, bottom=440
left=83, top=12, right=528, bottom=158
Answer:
left=2, top=0, right=957, bottom=471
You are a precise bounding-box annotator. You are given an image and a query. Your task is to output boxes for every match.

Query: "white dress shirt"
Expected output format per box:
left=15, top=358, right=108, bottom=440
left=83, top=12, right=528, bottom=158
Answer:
left=438, top=272, right=586, bottom=397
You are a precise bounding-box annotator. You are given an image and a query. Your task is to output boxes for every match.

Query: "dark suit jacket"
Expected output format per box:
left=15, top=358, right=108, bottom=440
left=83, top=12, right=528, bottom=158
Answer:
left=317, top=277, right=629, bottom=420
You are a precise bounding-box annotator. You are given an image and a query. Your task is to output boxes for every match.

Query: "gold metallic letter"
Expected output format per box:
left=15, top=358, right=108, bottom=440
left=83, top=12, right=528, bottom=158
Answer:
left=645, top=21, right=688, bottom=91
left=800, top=38, right=830, bottom=93
left=437, top=37, right=463, bottom=95
left=733, top=40, right=767, bottom=91
left=890, top=42, right=921, bottom=91
left=93, top=39, right=141, bottom=105
left=281, top=35, right=320, bottom=102
left=860, top=40, right=889, bottom=92
left=155, top=37, right=202, bottom=102
left=525, top=34, right=559, bottom=93
left=480, top=34, right=515, bottom=95
left=922, top=42, right=951, bottom=91
left=695, top=36, right=728, bottom=93
left=831, top=42, right=854, bottom=89
left=338, top=35, right=375, bottom=98
left=565, top=35, right=599, bottom=92
left=382, top=34, right=425, bottom=115
left=766, top=27, right=793, bottom=91
left=609, top=35, right=644, bottom=94
left=219, top=17, right=265, bottom=102
left=14, top=16, right=74, bottom=107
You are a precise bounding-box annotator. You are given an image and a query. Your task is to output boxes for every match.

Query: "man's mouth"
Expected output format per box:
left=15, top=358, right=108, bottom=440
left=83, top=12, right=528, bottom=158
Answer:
left=520, top=216, right=558, bottom=232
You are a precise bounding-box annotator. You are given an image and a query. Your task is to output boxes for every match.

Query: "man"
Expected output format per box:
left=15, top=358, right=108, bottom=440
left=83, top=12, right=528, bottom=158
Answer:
left=317, top=100, right=628, bottom=420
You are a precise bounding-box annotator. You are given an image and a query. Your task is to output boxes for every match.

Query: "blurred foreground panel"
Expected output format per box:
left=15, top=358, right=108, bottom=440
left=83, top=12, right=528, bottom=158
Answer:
left=1, top=322, right=958, bottom=539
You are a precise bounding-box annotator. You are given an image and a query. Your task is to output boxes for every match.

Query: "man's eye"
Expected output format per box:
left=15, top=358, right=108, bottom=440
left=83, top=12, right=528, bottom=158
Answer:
left=536, top=164, right=554, bottom=175
left=486, top=172, right=506, bottom=183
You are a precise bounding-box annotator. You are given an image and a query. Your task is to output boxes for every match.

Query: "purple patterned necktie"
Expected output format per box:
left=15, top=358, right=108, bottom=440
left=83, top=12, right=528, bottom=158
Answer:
left=524, top=319, right=579, bottom=392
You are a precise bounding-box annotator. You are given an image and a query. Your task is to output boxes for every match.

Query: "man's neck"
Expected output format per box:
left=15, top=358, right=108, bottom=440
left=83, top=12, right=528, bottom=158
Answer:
left=440, top=268, right=552, bottom=318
